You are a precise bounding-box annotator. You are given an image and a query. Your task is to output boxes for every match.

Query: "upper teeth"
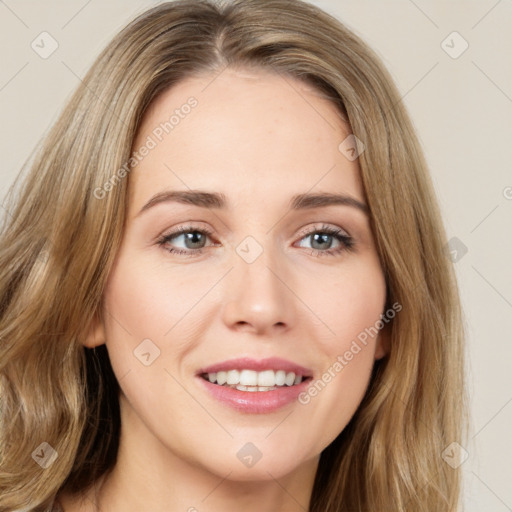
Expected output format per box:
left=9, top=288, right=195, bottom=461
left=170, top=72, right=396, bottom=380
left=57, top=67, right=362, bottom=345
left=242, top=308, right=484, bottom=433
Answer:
left=206, top=369, right=303, bottom=387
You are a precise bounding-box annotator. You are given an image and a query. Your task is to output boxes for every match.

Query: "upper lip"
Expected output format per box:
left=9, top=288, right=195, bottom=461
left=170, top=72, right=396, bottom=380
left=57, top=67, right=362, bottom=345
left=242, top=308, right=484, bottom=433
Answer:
left=198, top=357, right=312, bottom=377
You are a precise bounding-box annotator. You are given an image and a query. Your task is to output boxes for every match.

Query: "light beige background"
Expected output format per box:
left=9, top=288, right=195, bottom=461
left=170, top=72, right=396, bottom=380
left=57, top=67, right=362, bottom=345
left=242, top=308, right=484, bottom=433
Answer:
left=1, top=1, right=511, bottom=510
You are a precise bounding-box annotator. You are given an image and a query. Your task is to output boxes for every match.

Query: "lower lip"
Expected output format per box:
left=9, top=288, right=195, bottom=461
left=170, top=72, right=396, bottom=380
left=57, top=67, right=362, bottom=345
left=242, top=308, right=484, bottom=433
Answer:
left=197, top=376, right=311, bottom=413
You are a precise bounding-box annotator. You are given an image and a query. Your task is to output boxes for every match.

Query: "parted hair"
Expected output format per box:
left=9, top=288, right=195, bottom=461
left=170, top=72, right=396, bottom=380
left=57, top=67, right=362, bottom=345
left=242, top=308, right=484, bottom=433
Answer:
left=0, top=0, right=467, bottom=510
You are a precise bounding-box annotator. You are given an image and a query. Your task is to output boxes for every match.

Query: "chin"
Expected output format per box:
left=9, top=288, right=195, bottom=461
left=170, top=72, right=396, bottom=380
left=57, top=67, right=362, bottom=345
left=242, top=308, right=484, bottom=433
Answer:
left=193, top=442, right=313, bottom=483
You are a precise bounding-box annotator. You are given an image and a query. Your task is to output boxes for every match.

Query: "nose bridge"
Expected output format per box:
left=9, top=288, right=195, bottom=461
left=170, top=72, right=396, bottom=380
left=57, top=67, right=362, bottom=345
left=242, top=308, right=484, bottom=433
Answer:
left=221, top=233, right=293, bottom=333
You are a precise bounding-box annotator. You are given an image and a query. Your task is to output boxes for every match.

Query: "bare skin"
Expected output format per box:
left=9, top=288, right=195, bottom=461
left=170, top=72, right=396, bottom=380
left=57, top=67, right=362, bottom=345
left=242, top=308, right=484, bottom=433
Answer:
left=57, top=67, right=389, bottom=512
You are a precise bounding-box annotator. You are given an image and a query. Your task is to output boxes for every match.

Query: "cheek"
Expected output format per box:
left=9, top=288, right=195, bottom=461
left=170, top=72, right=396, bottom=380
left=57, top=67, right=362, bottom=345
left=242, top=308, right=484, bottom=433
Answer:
left=100, top=252, right=220, bottom=401
left=298, top=260, right=385, bottom=427
left=100, top=257, right=202, bottom=428
left=311, top=257, right=386, bottom=354
left=102, top=253, right=203, bottom=348
left=100, top=255, right=171, bottom=383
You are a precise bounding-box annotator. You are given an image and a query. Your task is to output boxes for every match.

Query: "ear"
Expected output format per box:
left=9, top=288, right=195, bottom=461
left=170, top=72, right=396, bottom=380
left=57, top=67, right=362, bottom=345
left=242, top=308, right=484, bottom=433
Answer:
left=82, top=311, right=106, bottom=348
left=374, top=321, right=391, bottom=360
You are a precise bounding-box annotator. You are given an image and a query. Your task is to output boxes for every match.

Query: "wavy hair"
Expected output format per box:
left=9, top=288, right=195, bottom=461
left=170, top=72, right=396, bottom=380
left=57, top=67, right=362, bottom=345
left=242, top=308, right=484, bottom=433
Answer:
left=0, top=0, right=468, bottom=510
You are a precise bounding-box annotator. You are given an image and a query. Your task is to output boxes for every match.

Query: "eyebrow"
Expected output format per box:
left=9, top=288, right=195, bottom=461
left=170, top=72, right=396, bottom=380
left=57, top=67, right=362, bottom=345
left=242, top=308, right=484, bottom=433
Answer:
left=137, top=190, right=369, bottom=216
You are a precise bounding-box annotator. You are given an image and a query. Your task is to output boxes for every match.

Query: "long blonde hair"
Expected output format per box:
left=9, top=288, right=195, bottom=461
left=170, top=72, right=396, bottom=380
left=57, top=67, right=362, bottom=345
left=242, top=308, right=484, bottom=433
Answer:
left=0, top=0, right=468, bottom=510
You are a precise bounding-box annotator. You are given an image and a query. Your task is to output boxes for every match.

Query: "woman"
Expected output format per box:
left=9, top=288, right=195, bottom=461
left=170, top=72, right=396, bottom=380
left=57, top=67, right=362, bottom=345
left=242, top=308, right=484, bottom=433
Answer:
left=0, top=0, right=467, bottom=510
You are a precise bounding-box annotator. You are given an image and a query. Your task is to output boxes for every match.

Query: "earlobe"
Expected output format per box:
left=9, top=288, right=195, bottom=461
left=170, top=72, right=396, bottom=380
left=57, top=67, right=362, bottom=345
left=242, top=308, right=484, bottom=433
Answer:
left=83, top=311, right=106, bottom=348
left=374, top=324, right=391, bottom=360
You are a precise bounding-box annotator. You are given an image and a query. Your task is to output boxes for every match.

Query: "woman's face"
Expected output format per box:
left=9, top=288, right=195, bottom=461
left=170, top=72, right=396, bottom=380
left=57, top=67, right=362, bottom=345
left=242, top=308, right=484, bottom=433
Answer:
left=93, top=67, right=389, bottom=481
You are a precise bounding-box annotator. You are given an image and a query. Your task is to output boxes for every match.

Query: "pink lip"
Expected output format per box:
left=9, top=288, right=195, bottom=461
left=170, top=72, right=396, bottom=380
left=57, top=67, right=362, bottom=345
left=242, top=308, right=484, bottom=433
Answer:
left=196, top=357, right=313, bottom=414
left=197, top=357, right=312, bottom=376
left=197, top=376, right=311, bottom=414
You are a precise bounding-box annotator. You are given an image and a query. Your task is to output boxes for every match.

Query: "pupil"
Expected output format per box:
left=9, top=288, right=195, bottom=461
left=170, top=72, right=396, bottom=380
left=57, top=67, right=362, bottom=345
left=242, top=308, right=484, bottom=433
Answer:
left=312, top=233, right=331, bottom=250
left=186, top=232, right=204, bottom=248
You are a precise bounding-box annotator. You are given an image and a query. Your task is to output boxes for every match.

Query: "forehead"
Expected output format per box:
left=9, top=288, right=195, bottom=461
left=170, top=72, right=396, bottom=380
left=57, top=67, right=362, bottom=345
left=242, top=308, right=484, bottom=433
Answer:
left=128, top=68, right=365, bottom=213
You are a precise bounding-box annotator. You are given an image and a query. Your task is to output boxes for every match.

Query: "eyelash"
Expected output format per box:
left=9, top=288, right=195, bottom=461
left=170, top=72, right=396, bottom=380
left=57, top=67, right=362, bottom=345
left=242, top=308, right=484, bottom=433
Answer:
left=157, top=224, right=355, bottom=258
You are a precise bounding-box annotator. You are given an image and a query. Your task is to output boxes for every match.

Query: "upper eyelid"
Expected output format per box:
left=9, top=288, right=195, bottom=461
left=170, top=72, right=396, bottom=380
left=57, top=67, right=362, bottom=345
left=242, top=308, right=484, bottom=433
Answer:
left=160, top=223, right=350, bottom=238
left=296, top=224, right=350, bottom=238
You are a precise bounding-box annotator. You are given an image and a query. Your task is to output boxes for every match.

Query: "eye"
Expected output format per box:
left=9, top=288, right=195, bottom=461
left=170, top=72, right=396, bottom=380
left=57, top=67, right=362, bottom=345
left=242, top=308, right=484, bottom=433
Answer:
left=157, top=225, right=215, bottom=257
left=295, top=224, right=355, bottom=257
left=157, top=223, right=355, bottom=258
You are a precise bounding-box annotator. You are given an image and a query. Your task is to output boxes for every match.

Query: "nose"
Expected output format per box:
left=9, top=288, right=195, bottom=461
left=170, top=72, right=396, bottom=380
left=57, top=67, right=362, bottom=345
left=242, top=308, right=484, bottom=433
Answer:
left=221, top=245, right=295, bottom=336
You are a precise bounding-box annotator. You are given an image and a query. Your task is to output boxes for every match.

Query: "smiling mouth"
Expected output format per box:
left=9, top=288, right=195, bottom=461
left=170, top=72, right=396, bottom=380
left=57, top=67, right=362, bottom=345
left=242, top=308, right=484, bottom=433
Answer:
left=201, top=369, right=309, bottom=392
